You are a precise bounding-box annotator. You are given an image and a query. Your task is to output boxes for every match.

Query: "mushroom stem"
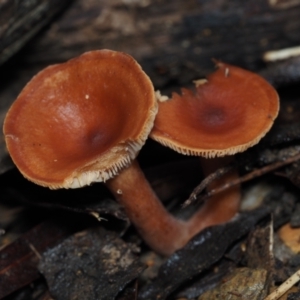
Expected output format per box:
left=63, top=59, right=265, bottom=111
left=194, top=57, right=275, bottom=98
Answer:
left=106, top=160, right=189, bottom=256
left=187, top=157, right=241, bottom=237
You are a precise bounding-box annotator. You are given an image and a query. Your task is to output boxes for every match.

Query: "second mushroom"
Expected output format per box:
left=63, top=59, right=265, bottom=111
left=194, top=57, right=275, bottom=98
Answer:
left=151, top=61, right=279, bottom=238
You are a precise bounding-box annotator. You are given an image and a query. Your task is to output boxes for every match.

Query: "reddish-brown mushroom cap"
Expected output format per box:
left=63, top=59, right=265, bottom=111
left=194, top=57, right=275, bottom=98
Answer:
left=151, top=62, right=279, bottom=157
left=3, top=50, right=157, bottom=188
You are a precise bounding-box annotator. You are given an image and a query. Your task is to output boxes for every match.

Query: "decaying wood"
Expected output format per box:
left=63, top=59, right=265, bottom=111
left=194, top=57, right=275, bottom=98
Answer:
left=0, top=219, right=77, bottom=299
left=0, top=0, right=71, bottom=65
left=8, top=0, right=300, bottom=86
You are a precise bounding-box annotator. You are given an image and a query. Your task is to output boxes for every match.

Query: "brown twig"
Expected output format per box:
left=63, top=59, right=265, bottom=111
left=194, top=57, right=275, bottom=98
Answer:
left=183, top=152, right=300, bottom=207
left=264, top=268, right=300, bottom=300
left=182, top=165, right=233, bottom=208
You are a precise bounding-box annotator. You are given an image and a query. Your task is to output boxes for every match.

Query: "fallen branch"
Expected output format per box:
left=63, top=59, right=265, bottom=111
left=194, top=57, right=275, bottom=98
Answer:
left=182, top=165, right=233, bottom=208
left=183, top=152, right=300, bottom=208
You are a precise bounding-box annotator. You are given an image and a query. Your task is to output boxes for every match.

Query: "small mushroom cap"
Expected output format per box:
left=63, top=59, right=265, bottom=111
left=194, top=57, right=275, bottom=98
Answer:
left=151, top=62, right=279, bottom=158
left=4, top=50, right=157, bottom=188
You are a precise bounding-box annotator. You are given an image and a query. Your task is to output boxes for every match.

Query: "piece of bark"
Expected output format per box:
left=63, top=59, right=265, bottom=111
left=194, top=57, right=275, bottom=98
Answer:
left=38, top=227, right=145, bottom=300
left=198, top=267, right=269, bottom=300
left=18, top=0, right=300, bottom=85
left=246, top=221, right=274, bottom=271
left=175, top=259, right=235, bottom=299
left=0, top=0, right=72, bottom=65
left=0, top=219, right=80, bottom=299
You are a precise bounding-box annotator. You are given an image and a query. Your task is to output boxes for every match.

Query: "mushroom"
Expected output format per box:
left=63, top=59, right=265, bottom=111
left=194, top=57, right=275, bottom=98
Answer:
left=151, top=62, right=279, bottom=236
left=3, top=50, right=189, bottom=256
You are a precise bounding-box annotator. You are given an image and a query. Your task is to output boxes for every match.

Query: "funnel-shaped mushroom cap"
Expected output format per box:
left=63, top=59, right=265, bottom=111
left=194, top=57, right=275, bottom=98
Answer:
left=151, top=62, right=279, bottom=158
left=4, top=50, right=157, bottom=188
